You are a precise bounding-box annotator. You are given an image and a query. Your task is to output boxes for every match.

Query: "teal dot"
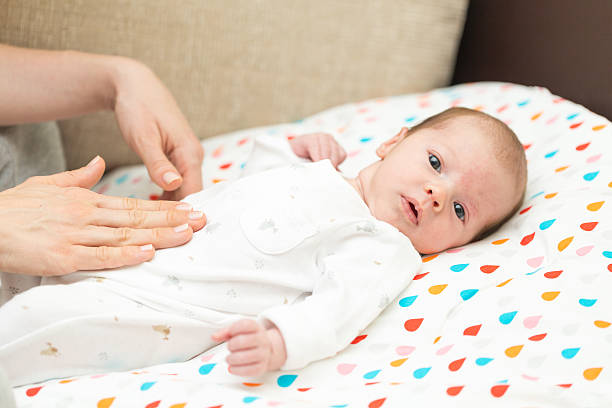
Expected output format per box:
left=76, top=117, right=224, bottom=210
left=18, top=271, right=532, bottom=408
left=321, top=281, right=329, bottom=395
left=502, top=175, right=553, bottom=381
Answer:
left=460, top=289, right=478, bottom=301
left=115, top=174, right=129, bottom=184
left=544, top=150, right=558, bottom=158
left=240, top=162, right=246, bottom=169
left=583, top=171, right=599, bottom=181
left=140, top=381, right=155, bottom=391
left=198, top=363, right=216, bottom=375
left=330, top=405, right=348, bottom=408
left=363, top=369, right=380, bottom=379
left=405, top=116, right=417, bottom=122
left=517, top=99, right=530, bottom=107
left=277, top=374, right=297, bottom=387
left=243, top=396, right=259, bottom=403
left=579, top=298, right=597, bottom=307
left=497, top=379, right=509, bottom=384
left=399, top=295, right=417, bottom=307
left=499, top=311, right=518, bottom=325
left=566, top=113, right=579, bottom=120
left=450, top=263, right=469, bottom=272
left=360, top=137, right=372, bottom=143
left=526, top=267, right=542, bottom=276
left=475, top=357, right=493, bottom=366
left=530, top=191, right=544, bottom=199
left=539, top=219, right=556, bottom=230
left=561, top=347, right=580, bottom=359
left=413, top=367, right=431, bottom=379
left=603, top=251, right=612, bottom=258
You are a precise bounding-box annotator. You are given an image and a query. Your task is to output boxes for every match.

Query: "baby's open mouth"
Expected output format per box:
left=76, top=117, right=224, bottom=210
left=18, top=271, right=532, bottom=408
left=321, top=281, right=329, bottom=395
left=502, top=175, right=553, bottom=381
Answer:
left=401, top=196, right=420, bottom=225
left=409, top=202, right=418, bottom=219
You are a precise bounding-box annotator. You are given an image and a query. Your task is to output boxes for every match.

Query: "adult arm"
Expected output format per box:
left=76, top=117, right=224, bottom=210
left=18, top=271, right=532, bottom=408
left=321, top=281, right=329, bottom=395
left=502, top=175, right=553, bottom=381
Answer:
left=0, top=44, right=203, bottom=199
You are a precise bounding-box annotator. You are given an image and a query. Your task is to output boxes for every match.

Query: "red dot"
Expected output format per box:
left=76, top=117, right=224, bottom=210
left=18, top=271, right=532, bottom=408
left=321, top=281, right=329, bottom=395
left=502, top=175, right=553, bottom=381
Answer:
left=580, top=222, right=598, bottom=231
left=607, top=264, right=612, bottom=272
left=519, top=206, right=532, bottom=214
left=569, top=121, right=583, bottom=129
left=26, top=386, right=42, bottom=397
left=544, top=270, right=563, bottom=279
left=528, top=333, right=547, bottom=341
left=576, top=142, right=590, bottom=151
left=520, top=232, right=535, bottom=246
left=149, top=194, right=160, bottom=201
left=219, top=162, right=233, bottom=170
left=446, top=385, right=464, bottom=396
left=145, top=401, right=161, bottom=408
left=491, top=384, right=510, bottom=398
left=463, top=324, right=482, bottom=336
left=404, top=318, right=424, bottom=332
left=368, top=398, right=386, bottom=408
left=448, top=357, right=466, bottom=372
left=351, top=334, right=367, bottom=344
left=413, top=272, right=429, bottom=280
left=480, top=265, right=499, bottom=274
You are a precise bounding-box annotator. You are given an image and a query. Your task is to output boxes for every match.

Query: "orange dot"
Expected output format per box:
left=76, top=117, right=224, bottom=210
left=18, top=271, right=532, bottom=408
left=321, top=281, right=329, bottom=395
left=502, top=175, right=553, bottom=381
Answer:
left=558, top=236, right=574, bottom=251
left=422, top=254, right=438, bottom=262
left=583, top=367, right=603, bottom=381
left=544, top=192, right=557, bottom=199
left=390, top=358, right=408, bottom=367
left=542, top=291, right=560, bottom=301
left=492, top=238, right=509, bottom=245
left=531, top=112, right=542, bottom=121
left=242, top=383, right=262, bottom=387
left=587, top=201, right=604, bottom=211
left=497, top=278, right=513, bottom=287
left=428, top=284, right=447, bottom=295
left=594, top=320, right=611, bottom=328
left=97, top=398, right=115, bottom=408
left=555, top=165, right=570, bottom=172
left=592, top=124, right=607, bottom=131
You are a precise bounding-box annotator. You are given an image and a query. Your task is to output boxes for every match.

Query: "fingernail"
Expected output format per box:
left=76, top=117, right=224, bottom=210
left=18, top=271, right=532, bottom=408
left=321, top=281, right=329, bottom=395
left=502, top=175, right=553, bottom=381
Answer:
left=86, top=155, right=101, bottom=168
left=163, top=172, right=181, bottom=185
left=189, top=211, right=203, bottom=220
left=174, top=223, right=189, bottom=233
left=140, top=244, right=154, bottom=251
left=176, top=203, right=192, bottom=211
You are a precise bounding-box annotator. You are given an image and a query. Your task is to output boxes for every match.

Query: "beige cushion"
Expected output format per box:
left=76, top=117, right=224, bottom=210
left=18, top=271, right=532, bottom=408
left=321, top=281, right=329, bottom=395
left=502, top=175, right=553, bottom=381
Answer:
left=1, top=0, right=468, bottom=170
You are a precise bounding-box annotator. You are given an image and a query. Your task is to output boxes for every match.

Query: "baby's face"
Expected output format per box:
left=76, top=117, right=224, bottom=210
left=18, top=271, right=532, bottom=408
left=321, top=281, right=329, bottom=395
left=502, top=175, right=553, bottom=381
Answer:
left=357, top=118, right=520, bottom=254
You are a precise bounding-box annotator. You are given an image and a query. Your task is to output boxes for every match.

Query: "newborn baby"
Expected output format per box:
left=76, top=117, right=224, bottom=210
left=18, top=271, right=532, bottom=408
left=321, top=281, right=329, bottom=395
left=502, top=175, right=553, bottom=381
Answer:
left=0, top=107, right=527, bottom=386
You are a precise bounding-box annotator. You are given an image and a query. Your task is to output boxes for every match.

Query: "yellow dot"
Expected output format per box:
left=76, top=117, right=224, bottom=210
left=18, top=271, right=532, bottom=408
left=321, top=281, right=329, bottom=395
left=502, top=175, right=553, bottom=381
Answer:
left=429, top=284, right=447, bottom=295
left=422, top=254, right=438, bottom=262
left=492, top=238, right=509, bottom=245
left=390, top=358, right=408, bottom=367
left=587, top=201, right=605, bottom=211
left=497, top=278, right=513, bottom=287
left=98, top=398, right=115, bottom=408
left=558, top=236, right=574, bottom=251
left=542, top=291, right=560, bottom=301
left=544, top=192, right=557, bottom=199
left=505, top=345, right=524, bottom=358
left=583, top=367, right=603, bottom=381
left=594, top=320, right=611, bottom=328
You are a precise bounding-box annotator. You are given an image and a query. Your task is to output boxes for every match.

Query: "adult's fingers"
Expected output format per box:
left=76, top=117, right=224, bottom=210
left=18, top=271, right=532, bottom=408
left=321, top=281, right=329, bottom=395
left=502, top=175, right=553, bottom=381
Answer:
left=72, top=224, right=193, bottom=249
left=95, top=194, right=192, bottom=212
left=139, top=140, right=184, bottom=192
left=29, top=156, right=105, bottom=189
left=90, top=207, right=206, bottom=229
left=167, top=143, right=204, bottom=200
left=70, top=244, right=155, bottom=272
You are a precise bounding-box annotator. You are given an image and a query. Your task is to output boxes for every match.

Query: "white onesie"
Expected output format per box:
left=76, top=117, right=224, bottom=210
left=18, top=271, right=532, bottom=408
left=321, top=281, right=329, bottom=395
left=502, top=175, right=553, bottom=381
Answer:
left=0, top=136, right=421, bottom=386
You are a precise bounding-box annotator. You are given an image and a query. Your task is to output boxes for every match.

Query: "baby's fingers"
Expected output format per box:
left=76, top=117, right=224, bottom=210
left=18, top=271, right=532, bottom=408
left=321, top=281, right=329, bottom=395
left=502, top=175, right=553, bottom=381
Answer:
left=69, top=244, right=155, bottom=273
left=226, top=348, right=268, bottom=367
left=228, top=362, right=267, bottom=377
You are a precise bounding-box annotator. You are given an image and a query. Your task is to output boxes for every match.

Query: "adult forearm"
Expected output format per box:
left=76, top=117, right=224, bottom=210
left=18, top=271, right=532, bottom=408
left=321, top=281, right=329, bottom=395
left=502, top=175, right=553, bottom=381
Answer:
left=0, top=44, right=123, bottom=125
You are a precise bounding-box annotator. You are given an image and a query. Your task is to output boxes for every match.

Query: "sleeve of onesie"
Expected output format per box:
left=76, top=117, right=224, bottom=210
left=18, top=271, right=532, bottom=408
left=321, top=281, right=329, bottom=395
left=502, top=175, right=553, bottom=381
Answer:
left=258, top=220, right=422, bottom=370
left=241, top=134, right=309, bottom=177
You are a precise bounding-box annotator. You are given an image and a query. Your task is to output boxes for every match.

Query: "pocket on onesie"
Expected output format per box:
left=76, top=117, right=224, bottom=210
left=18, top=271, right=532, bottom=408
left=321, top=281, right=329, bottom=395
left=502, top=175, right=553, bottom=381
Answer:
left=239, top=197, right=317, bottom=255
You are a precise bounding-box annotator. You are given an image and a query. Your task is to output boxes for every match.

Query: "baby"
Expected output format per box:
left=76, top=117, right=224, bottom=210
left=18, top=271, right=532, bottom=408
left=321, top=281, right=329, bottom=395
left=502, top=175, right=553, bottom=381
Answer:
left=0, top=107, right=526, bottom=386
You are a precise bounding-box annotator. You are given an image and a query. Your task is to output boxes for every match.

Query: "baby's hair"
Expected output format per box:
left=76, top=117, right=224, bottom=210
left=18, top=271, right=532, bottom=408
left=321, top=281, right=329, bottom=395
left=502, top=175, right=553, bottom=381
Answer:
left=406, top=107, right=527, bottom=241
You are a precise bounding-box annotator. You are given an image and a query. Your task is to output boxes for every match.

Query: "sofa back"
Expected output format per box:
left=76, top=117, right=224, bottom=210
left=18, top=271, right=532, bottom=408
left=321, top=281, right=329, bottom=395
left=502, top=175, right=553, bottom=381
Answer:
left=1, top=0, right=467, bottom=170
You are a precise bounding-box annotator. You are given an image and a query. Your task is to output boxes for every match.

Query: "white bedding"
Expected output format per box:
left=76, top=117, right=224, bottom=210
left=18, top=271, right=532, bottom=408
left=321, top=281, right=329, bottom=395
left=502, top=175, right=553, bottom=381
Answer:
left=12, top=82, right=611, bottom=407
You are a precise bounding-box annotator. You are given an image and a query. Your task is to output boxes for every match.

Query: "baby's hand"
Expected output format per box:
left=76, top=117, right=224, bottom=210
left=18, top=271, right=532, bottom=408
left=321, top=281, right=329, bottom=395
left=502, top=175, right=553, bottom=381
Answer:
left=289, top=132, right=347, bottom=169
left=212, top=319, right=287, bottom=377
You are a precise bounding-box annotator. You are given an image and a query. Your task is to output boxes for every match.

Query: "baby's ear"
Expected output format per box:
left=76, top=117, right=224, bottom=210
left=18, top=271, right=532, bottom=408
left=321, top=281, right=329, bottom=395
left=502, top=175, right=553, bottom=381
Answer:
left=376, top=127, right=409, bottom=159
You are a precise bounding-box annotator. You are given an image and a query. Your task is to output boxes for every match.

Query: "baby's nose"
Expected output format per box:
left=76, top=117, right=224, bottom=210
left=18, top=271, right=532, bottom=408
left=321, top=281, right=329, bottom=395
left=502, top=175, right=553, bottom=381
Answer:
left=426, top=184, right=447, bottom=212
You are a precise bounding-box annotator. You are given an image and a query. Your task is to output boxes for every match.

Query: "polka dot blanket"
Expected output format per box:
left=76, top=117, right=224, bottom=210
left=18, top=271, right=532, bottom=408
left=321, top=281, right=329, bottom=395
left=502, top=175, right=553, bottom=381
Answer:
left=15, top=83, right=611, bottom=407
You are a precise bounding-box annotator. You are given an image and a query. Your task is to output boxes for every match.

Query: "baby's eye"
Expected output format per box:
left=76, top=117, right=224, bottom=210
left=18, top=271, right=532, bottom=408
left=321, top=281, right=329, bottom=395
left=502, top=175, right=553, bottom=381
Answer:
left=428, top=153, right=441, bottom=172
left=454, top=202, right=465, bottom=221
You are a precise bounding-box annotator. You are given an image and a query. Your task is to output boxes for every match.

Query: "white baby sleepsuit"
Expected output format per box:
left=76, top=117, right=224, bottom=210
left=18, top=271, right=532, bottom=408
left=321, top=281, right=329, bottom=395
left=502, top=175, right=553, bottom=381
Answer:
left=0, top=136, right=421, bottom=386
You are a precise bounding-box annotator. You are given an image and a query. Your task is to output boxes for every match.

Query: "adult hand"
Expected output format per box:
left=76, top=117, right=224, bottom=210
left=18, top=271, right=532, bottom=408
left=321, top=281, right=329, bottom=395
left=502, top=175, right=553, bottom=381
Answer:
left=111, top=58, right=204, bottom=201
left=288, top=132, right=347, bottom=169
left=0, top=157, right=206, bottom=276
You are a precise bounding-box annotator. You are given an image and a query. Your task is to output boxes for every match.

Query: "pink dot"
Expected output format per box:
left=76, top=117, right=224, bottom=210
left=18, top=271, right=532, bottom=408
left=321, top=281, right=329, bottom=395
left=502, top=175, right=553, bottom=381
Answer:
left=396, top=346, right=416, bottom=356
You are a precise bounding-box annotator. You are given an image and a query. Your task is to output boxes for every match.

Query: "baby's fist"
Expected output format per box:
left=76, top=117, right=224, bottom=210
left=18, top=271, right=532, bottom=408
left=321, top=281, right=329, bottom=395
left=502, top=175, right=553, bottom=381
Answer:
left=212, top=319, right=287, bottom=377
left=289, top=132, right=347, bottom=168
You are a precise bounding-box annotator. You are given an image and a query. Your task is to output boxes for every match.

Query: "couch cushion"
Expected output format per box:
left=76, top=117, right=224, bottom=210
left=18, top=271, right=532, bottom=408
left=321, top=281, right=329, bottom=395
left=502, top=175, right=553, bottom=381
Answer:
left=0, top=0, right=468, bottom=170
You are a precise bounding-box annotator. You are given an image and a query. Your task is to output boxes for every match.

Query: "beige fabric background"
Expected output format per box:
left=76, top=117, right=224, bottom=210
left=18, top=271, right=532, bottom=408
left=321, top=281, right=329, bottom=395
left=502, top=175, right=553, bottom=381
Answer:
left=0, top=0, right=468, bottom=170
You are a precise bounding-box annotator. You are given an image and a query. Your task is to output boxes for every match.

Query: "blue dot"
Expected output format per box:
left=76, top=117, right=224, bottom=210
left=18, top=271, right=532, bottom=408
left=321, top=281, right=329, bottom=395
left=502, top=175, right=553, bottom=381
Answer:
left=475, top=358, right=493, bottom=366
left=561, top=348, right=580, bottom=359
left=530, top=191, right=544, bottom=199
left=115, top=174, right=129, bottom=184
left=517, top=99, right=530, bottom=107
left=603, top=251, right=612, bottom=258
left=363, top=369, right=381, bottom=379
left=243, top=396, right=259, bottom=403
left=497, top=379, right=509, bottom=384
left=140, top=381, right=155, bottom=391
left=405, top=116, right=417, bottom=122
left=539, top=219, right=556, bottom=230
left=277, top=374, right=297, bottom=387
left=413, top=367, right=431, bottom=379
left=359, top=137, right=372, bottom=143
left=330, top=405, right=348, bottom=408
left=526, top=267, right=543, bottom=276
left=544, top=150, right=558, bottom=158
left=460, top=289, right=478, bottom=301
left=399, top=295, right=417, bottom=307
left=583, top=171, right=599, bottom=181
left=499, top=311, right=518, bottom=325
left=240, top=162, right=246, bottom=169
left=566, top=113, right=579, bottom=120
left=450, top=263, right=469, bottom=272
left=579, top=298, right=597, bottom=307
left=198, top=363, right=216, bottom=375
